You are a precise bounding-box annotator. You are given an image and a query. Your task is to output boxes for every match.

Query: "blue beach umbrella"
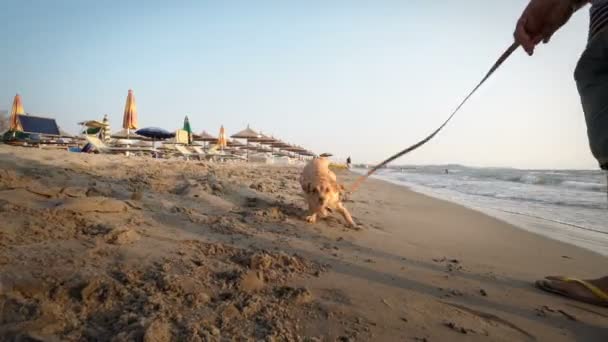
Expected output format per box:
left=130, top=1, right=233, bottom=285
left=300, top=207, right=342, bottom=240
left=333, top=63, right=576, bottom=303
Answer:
left=135, top=127, right=174, bottom=140
left=135, top=127, right=175, bottom=153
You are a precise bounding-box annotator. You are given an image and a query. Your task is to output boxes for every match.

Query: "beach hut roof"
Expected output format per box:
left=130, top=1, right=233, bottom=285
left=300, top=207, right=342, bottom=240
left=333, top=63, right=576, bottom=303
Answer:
left=230, top=125, right=260, bottom=139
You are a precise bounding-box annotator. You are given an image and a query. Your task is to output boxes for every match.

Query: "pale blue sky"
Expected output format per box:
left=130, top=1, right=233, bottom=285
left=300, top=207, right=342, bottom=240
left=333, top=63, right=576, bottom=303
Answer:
left=0, top=0, right=598, bottom=169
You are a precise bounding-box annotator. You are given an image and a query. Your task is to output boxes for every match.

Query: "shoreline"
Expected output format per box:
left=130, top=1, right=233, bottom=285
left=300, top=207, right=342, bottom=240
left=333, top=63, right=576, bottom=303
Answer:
left=1, top=146, right=607, bottom=341
left=353, top=168, right=608, bottom=257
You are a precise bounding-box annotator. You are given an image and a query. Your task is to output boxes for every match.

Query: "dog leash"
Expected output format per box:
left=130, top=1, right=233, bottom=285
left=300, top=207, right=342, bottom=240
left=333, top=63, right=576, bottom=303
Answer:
left=349, top=41, right=521, bottom=193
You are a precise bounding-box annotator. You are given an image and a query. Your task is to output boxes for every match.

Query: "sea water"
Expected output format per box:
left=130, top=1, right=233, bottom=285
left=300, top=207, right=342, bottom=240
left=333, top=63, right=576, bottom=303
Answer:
left=355, top=166, right=608, bottom=256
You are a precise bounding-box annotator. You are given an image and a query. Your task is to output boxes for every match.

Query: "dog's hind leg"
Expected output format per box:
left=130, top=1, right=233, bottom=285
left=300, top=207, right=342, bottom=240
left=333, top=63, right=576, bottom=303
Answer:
left=336, top=202, right=356, bottom=228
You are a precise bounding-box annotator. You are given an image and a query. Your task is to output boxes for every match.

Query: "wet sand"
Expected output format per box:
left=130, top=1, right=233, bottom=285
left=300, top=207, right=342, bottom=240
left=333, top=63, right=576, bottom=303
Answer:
left=0, top=144, right=606, bottom=341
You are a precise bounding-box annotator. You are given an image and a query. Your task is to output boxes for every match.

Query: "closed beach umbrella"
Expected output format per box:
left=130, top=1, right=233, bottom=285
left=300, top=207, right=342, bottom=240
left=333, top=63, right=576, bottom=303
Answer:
left=217, top=125, right=227, bottom=151
left=183, top=115, right=193, bottom=144
left=122, top=89, right=138, bottom=137
left=9, top=93, right=24, bottom=131
left=102, top=114, right=111, bottom=142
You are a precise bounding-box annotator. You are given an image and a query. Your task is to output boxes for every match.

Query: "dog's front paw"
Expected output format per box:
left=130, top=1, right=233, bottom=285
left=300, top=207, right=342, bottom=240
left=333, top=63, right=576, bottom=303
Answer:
left=345, top=220, right=360, bottom=230
left=305, top=215, right=317, bottom=224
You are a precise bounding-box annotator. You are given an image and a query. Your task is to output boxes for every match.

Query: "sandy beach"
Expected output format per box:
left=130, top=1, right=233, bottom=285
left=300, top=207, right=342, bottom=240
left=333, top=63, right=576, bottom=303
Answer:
left=1, top=144, right=607, bottom=341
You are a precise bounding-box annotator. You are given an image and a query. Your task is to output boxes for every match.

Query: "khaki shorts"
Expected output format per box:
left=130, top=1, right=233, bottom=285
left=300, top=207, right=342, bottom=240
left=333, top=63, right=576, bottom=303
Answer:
left=574, top=28, right=608, bottom=169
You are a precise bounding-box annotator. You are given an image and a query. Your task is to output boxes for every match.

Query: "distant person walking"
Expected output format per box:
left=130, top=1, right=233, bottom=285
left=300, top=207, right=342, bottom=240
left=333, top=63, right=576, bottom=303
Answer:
left=346, top=156, right=352, bottom=169
left=514, top=0, right=608, bottom=306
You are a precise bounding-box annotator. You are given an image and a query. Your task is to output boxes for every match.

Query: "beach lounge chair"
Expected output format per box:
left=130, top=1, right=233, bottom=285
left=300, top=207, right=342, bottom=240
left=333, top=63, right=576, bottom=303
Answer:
left=197, top=145, right=244, bottom=162
left=174, top=144, right=199, bottom=160
left=85, top=135, right=153, bottom=155
left=191, top=145, right=207, bottom=158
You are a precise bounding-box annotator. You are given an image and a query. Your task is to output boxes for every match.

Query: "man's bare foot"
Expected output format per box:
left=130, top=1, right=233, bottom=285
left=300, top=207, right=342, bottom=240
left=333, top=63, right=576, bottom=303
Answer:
left=536, top=276, right=608, bottom=307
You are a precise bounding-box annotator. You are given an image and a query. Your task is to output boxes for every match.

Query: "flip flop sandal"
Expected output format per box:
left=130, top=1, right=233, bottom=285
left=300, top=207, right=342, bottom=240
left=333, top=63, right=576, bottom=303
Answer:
left=536, top=276, right=608, bottom=307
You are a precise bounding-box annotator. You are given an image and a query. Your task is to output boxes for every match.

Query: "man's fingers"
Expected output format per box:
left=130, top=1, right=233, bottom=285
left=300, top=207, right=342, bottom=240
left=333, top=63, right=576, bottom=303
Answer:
left=514, top=17, right=535, bottom=55
left=541, top=26, right=556, bottom=44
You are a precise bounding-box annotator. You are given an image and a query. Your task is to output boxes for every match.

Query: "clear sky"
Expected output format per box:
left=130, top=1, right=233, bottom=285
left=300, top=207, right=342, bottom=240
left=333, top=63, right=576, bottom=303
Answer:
left=0, top=0, right=599, bottom=169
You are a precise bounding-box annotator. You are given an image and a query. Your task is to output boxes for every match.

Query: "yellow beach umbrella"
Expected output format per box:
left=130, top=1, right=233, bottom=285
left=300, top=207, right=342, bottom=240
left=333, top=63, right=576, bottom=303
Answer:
left=217, top=125, right=227, bottom=151
left=122, top=89, right=138, bottom=136
left=9, top=93, right=25, bottom=131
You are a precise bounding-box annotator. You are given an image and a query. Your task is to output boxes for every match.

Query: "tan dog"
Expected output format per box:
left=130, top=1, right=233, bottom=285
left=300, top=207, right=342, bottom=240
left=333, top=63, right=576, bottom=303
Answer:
left=299, top=157, right=355, bottom=227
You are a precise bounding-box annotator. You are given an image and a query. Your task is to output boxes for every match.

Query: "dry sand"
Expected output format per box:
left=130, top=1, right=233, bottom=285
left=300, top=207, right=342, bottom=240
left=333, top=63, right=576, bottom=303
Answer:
left=0, top=144, right=606, bottom=341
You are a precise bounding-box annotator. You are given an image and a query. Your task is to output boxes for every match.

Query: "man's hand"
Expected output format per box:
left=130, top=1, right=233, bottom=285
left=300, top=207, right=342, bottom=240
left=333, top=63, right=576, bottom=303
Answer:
left=514, top=0, right=586, bottom=55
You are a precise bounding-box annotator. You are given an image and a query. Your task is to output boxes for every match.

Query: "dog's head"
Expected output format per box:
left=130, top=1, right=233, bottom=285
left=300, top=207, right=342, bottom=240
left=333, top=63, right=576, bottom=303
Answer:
left=305, top=181, right=340, bottom=209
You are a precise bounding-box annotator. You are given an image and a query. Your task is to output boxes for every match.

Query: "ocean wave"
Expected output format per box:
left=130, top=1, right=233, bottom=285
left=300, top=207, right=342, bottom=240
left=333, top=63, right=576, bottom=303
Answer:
left=561, top=181, right=606, bottom=192
left=456, top=170, right=603, bottom=192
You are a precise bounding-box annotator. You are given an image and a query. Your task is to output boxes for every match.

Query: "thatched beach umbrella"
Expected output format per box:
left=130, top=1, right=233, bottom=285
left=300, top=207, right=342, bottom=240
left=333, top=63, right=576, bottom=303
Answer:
left=231, top=124, right=261, bottom=159
left=259, top=135, right=285, bottom=154
left=283, top=145, right=308, bottom=160
left=111, top=128, right=147, bottom=140
left=269, top=140, right=290, bottom=149
left=256, top=145, right=272, bottom=153
left=227, top=139, right=244, bottom=148
left=9, top=94, right=25, bottom=131
left=231, top=124, right=259, bottom=140
left=196, top=130, right=217, bottom=142
left=193, top=130, right=217, bottom=149
left=251, top=132, right=275, bottom=144
left=217, top=125, right=228, bottom=151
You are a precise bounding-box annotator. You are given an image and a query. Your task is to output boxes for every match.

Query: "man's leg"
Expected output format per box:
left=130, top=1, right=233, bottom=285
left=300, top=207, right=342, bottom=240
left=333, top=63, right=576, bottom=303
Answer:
left=574, top=30, right=608, bottom=169
left=535, top=29, right=608, bottom=306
